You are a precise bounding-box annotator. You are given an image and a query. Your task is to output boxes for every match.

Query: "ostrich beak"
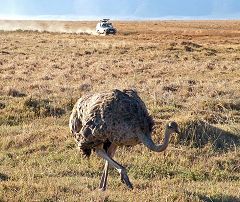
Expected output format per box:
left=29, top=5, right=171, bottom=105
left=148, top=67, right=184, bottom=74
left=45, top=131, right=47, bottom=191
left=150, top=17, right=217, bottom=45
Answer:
left=175, top=128, right=180, bottom=135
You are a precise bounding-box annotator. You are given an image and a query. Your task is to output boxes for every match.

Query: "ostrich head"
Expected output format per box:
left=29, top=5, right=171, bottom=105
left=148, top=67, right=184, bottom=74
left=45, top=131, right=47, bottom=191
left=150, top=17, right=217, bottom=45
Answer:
left=166, top=121, right=180, bottom=135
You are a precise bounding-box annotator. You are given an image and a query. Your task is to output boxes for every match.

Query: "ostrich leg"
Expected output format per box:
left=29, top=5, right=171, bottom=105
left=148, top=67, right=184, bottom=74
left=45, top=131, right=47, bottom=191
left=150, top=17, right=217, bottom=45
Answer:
left=99, top=161, right=109, bottom=190
left=99, top=144, right=117, bottom=191
left=96, top=149, right=133, bottom=189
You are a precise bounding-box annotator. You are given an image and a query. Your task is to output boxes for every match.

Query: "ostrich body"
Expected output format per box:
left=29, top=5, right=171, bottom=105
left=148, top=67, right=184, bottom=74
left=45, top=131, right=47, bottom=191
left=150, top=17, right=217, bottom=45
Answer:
left=69, top=89, right=179, bottom=190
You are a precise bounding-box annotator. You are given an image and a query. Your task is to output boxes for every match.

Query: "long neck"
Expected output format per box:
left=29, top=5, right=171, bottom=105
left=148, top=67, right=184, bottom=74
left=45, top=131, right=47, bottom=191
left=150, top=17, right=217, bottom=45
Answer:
left=138, top=129, right=172, bottom=152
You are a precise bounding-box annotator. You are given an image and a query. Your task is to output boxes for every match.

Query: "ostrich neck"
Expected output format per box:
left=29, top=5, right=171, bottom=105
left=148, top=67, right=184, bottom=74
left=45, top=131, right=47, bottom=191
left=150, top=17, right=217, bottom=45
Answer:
left=138, top=129, right=172, bottom=152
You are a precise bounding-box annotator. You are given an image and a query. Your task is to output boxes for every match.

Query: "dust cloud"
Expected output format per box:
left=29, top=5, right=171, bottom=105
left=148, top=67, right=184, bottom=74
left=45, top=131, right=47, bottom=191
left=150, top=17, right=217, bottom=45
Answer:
left=0, top=20, right=96, bottom=35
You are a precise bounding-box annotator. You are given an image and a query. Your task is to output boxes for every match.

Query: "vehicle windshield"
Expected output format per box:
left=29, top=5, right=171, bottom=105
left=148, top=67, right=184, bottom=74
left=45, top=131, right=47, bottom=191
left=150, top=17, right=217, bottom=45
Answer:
left=102, top=23, right=112, bottom=28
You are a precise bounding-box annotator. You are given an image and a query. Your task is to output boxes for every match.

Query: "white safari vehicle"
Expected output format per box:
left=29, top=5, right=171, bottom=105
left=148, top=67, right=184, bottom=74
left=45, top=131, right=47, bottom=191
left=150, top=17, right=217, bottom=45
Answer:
left=96, top=19, right=117, bottom=35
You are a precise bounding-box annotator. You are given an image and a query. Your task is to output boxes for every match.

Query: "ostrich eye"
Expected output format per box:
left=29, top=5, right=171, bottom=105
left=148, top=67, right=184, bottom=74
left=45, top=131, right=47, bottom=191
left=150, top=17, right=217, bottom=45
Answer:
left=168, top=123, right=173, bottom=128
left=168, top=122, right=178, bottom=129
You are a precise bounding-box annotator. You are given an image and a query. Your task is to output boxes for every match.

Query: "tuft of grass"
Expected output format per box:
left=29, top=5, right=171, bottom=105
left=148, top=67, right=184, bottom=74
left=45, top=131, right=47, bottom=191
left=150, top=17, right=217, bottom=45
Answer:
left=0, top=102, right=6, bottom=109
left=7, top=88, right=26, bottom=97
left=178, top=119, right=239, bottom=150
left=23, top=97, right=66, bottom=118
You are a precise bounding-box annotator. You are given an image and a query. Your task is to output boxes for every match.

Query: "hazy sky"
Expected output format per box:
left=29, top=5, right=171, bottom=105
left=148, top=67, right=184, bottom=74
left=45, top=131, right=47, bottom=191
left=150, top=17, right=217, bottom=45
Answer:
left=0, top=0, right=240, bottom=20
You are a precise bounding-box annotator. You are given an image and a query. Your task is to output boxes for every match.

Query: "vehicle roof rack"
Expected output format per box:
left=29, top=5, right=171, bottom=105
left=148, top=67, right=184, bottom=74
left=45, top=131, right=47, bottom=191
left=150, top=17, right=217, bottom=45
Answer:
left=101, top=19, right=110, bottom=22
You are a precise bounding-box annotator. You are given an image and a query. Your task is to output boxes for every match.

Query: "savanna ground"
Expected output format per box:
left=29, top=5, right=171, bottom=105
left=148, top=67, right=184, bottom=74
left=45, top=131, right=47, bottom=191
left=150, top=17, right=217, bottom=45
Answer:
left=0, top=20, right=240, bottom=201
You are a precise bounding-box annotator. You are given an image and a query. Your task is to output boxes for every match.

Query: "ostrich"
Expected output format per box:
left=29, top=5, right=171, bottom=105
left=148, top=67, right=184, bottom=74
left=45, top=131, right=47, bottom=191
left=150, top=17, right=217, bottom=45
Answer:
left=69, top=89, right=179, bottom=190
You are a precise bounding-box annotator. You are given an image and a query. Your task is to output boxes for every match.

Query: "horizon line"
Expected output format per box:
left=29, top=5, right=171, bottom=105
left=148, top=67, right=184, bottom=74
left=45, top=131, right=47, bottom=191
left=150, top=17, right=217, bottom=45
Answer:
left=0, top=14, right=240, bottom=21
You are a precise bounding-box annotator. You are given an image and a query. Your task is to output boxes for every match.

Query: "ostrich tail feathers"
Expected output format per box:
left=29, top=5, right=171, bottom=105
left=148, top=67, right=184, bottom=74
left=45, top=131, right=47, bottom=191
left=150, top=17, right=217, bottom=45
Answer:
left=81, top=148, right=92, bottom=158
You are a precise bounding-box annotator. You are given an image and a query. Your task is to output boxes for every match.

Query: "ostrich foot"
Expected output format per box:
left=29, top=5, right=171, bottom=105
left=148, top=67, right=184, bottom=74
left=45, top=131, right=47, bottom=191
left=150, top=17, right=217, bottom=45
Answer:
left=120, top=170, right=133, bottom=189
left=99, top=187, right=107, bottom=191
left=99, top=180, right=107, bottom=191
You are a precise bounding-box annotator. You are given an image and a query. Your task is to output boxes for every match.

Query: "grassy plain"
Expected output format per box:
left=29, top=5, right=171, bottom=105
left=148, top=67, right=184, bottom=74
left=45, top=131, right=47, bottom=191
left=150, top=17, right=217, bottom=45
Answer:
left=0, top=20, right=240, bottom=201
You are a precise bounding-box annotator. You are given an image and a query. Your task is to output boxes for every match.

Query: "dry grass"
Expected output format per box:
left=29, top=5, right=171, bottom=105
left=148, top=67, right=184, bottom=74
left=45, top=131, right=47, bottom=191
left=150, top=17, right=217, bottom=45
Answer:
left=0, top=20, right=240, bottom=201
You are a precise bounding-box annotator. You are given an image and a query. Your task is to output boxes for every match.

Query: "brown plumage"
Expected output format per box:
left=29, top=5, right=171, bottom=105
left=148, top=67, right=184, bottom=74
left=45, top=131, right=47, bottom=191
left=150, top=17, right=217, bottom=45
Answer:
left=69, top=89, right=179, bottom=190
left=69, top=89, right=154, bottom=156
